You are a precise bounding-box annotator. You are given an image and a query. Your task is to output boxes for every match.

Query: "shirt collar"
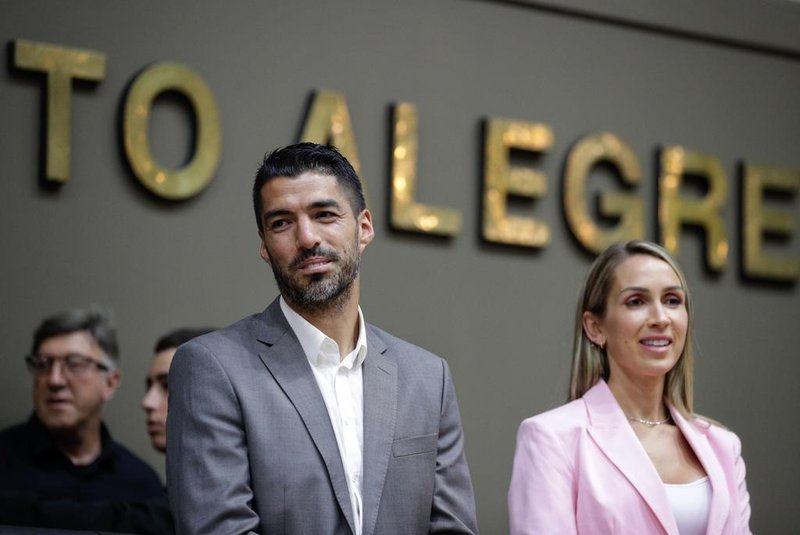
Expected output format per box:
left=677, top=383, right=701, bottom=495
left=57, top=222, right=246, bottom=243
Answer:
left=279, top=296, right=368, bottom=369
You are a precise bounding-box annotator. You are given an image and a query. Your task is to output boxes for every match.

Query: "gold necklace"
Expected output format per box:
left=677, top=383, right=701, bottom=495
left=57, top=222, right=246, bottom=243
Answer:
left=627, top=414, right=672, bottom=426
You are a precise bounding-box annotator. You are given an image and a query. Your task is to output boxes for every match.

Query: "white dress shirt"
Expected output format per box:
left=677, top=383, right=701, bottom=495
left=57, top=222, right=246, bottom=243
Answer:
left=280, top=297, right=367, bottom=535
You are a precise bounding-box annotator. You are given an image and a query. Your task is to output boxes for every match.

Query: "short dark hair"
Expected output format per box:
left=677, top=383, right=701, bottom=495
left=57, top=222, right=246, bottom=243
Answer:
left=32, top=305, right=119, bottom=363
left=154, top=327, right=215, bottom=353
left=252, top=142, right=366, bottom=233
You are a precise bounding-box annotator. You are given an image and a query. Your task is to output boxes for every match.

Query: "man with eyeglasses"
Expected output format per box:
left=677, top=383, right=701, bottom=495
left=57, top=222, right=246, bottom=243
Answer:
left=0, top=305, right=167, bottom=532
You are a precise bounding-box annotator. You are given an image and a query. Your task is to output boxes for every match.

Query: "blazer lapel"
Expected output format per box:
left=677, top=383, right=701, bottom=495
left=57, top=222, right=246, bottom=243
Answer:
left=360, top=327, right=396, bottom=535
left=254, top=300, right=357, bottom=535
left=584, top=381, right=678, bottom=535
left=671, top=409, right=730, bottom=535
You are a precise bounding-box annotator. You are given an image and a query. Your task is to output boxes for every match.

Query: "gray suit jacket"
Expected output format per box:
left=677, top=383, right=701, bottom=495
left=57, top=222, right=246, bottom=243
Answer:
left=166, top=299, right=477, bottom=534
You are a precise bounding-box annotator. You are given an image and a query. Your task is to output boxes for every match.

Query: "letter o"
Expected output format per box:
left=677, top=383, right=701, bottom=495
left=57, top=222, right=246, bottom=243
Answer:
left=123, top=62, right=221, bottom=200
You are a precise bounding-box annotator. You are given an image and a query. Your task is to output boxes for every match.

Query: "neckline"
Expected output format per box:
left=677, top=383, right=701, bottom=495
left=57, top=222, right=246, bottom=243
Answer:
left=663, top=476, right=709, bottom=488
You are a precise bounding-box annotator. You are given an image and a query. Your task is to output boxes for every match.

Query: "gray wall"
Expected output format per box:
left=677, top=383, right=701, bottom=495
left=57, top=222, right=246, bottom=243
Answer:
left=2, top=1, right=799, bottom=532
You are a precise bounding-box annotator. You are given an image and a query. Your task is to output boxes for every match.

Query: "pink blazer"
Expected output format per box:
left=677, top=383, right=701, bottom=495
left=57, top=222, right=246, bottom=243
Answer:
left=508, top=381, right=751, bottom=534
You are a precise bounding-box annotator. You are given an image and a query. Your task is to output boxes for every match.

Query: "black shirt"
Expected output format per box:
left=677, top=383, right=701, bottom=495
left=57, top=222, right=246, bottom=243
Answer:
left=0, top=415, right=172, bottom=534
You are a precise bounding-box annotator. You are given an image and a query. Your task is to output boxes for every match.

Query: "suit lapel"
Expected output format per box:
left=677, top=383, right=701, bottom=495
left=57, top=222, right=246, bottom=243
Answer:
left=360, top=327, right=396, bottom=535
left=671, top=410, right=730, bottom=535
left=584, top=382, right=678, bottom=535
left=254, top=300, right=356, bottom=535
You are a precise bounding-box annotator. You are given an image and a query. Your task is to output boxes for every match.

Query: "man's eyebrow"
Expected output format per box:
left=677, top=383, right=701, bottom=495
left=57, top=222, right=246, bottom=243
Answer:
left=262, top=200, right=344, bottom=222
left=261, top=208, right=291, bottom=222
left=308, top=199, right=342, bottom=210
left=147, top=372, right=169, bottom=385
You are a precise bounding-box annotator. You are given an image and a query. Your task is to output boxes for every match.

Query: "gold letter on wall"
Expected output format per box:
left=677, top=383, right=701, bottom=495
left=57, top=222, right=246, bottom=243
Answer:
left=14, top=39, right=106, bottom=183
left=743, top=163, right=800, bottom=281
left=123, top=62, right=221, bottom=200
left=563, top=132, right=644, bottom=254
left=300, top=90, right=361, bottom=175
left=389, top=103, right=461, bottom=236
left=659, top=146, right=729, bottom=271
left=482, top=118, right=553, bottom=247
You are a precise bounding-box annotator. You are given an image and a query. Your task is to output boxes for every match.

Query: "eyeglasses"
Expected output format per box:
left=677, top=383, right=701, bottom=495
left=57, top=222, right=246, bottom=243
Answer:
left=25, top=353, right=112, bottom=376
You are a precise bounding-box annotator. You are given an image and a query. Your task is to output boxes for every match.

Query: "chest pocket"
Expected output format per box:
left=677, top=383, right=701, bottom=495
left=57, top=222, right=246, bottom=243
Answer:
left=392, top=433, right=437, bottom=457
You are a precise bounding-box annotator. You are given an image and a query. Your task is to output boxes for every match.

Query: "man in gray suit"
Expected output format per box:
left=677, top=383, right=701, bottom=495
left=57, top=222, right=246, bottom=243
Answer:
left=166, top=142, right=478, bottom=534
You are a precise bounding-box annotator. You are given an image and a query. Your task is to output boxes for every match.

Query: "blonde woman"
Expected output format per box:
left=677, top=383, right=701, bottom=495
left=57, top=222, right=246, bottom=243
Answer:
left=508, top=241, right=751, bottom=534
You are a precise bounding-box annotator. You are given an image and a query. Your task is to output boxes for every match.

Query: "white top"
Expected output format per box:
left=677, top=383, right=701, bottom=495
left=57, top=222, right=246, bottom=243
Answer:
left=663, top=476, right=712, bottom=535
left=280, top=297, right=367, bottom=535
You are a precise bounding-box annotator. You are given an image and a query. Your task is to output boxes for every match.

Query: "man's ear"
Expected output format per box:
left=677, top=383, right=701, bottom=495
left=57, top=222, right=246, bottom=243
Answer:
left=259, top=233, right=271, bottom=265
left=103, top=368, right=122, bottom=402
left=358, top=209, right=375, bottom=252
left=582, top=311, right=605, bottom=348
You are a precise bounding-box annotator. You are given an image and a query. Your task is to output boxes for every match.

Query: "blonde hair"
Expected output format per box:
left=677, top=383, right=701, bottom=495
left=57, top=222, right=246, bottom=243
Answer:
left=568, top=240, right=695, bottom=418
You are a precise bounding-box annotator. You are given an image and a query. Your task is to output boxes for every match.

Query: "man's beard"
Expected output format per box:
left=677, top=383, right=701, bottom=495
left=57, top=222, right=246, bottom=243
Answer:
left=269, top=242, right=361, bottom=314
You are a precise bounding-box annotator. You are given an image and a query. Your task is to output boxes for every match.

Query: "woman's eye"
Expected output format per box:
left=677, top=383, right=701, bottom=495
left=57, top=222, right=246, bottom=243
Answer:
left=665, top=295, right=684, bottom=306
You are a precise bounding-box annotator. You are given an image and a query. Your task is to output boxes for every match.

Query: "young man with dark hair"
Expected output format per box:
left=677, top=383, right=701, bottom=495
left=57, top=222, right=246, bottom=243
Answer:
left=168, top=143, right=478, bottom=534
left=143, top=327, right=214, bottom=453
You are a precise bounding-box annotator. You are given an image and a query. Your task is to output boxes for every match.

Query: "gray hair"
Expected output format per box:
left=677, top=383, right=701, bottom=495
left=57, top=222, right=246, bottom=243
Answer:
left=32, top=305, right=119, bottom=365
